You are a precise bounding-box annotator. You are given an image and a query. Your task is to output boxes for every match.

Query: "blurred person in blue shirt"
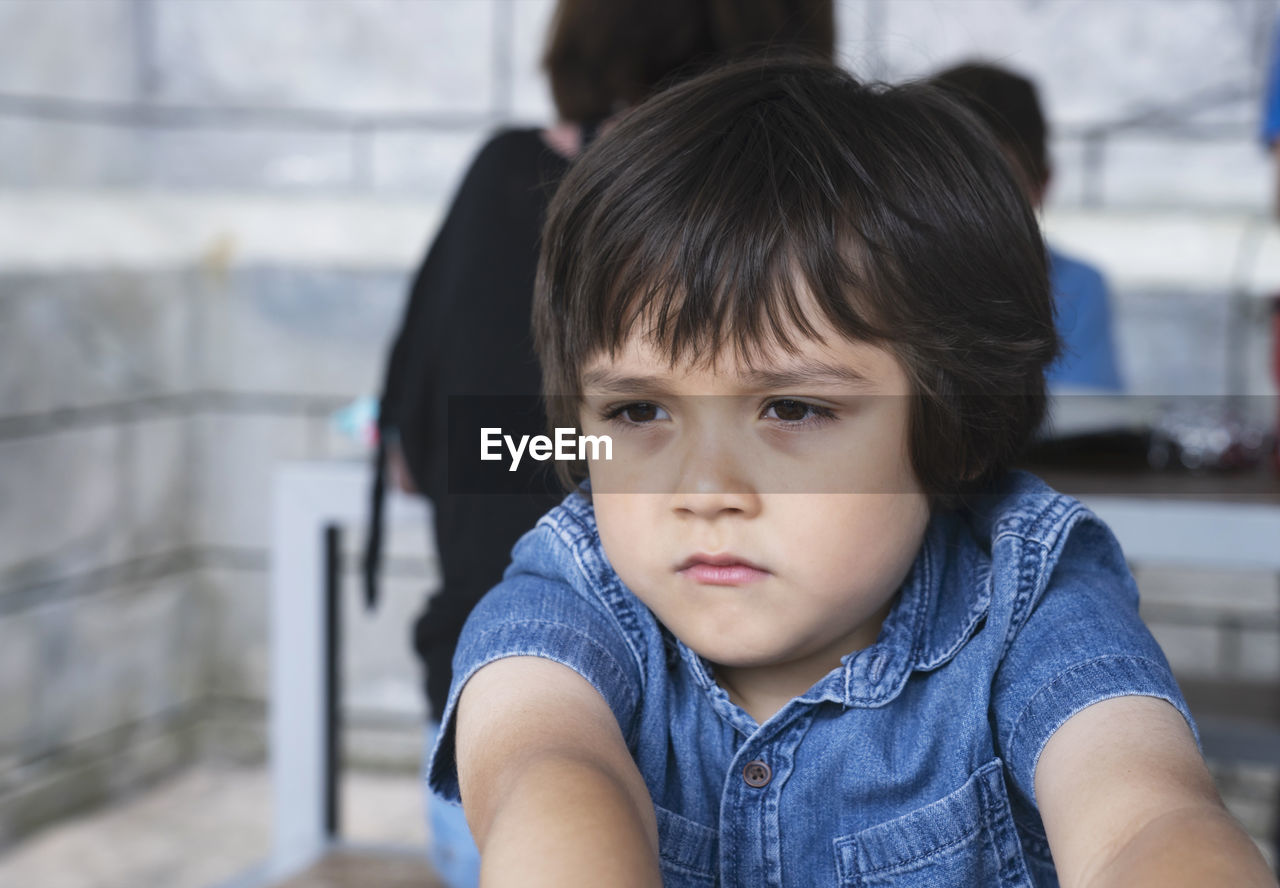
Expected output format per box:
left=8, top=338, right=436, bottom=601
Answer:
left=1264, top=17, right=1280, bottom=214
left=933, top=62, right=1124, bottom=393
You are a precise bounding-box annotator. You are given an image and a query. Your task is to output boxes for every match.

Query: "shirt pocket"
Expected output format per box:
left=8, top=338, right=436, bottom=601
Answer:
left=655, top=804, right=718, bottom=885
left=832, top=759, right=1033, bottom=888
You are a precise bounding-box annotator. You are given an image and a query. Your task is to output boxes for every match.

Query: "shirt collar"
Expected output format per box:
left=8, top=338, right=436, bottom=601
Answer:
left=834, top=470, right=1081, bottom=707
left=556, top=473, right=1074, bottom=710
left=677, top=510, right=993, bottom=715
left=831, top=509, right=989, bottom=707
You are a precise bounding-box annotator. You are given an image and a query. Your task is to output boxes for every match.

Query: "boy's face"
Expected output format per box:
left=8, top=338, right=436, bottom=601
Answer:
left=579, top=315, right=931, bottom=713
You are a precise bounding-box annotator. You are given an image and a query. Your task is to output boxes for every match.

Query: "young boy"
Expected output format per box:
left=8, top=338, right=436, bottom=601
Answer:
left=428, top=58, right=1275, bottom=887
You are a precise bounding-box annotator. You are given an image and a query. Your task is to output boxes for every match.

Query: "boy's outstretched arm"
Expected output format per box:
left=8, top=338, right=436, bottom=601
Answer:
left=455, top=656, right=662, bottom=887
left=1035, top=695, right=1277, bottom=888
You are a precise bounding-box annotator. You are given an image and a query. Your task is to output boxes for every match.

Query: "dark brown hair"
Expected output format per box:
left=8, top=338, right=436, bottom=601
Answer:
left=534, top=57, right=1059, bottom=503
left=930, top=61, right=1050, bottom=192
left=543, top=0, right=834, bottom=122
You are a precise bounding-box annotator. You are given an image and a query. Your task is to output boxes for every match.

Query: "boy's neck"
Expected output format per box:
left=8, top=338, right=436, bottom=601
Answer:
left=714, top=666, right=810, bottom=726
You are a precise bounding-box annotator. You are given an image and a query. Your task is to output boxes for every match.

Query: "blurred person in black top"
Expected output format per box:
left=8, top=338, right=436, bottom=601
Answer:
left=367, top=2, right=833, bottom=882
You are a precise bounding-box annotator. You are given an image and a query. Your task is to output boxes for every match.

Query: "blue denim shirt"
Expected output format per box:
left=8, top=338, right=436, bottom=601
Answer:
left=429, top=472, right=1194, bottom=887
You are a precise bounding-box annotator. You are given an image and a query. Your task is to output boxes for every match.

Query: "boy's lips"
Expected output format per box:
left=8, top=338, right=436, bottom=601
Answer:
left=676, top=553, right=770, bottom=585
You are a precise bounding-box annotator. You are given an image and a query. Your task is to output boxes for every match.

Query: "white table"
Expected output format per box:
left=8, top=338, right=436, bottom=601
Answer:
left=1086, top=496, right=1280, bottom=571
left=268, top=459, right=429, bottom=879
left=267, top=459, right=1280, bottom=877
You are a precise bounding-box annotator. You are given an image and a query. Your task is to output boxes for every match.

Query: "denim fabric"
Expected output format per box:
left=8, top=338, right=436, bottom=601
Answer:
left=428, top=471, right=1195, bottom=888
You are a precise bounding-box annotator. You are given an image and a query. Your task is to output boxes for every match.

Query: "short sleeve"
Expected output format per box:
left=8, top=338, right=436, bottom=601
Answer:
left=991, top=516, right=1196, bottom=806
left=426, top=523, right=644, bottom=803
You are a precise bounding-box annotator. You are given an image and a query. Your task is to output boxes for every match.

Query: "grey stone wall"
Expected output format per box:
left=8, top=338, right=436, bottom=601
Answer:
left=0, top=260, right=431, bottom=844
left=4, top=0, right=1277, bottom=208
left=0, top=0, right=539, bottom=196
left=1, top=0, right=1278, bottom=856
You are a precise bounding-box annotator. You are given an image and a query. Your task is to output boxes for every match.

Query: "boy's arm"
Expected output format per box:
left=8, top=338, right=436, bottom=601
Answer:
left=1035, top=695, right=1276, bottom=888
left=456, top=655, right=662, bottom=887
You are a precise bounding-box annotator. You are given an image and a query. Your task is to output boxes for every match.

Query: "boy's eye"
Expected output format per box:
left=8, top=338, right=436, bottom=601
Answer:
left=605, top=401, right=669, bottom=424
left=764, top=399, right=822, bottom=422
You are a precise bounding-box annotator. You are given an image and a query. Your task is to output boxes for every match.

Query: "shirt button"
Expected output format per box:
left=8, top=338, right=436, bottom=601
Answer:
left=742, top=760, right=772, bottom=788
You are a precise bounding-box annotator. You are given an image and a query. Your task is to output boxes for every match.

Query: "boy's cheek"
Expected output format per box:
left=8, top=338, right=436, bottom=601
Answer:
left=592, top=494, right=661, bottom=584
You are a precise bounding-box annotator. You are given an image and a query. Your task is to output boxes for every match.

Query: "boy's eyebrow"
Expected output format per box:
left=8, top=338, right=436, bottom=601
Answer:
left=581, top=360, right=877, bottom=393
left=580, top=369, right=677, bottom=395
left=742, top=360, right=876, bottom=390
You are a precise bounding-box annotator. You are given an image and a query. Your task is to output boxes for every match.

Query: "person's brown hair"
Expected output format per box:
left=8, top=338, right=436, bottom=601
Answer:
left=930, top=61, right=1050, bottom=193
left=543, top=0, right=834, bottom=122
left=534, top=56, right=1059, bottom=504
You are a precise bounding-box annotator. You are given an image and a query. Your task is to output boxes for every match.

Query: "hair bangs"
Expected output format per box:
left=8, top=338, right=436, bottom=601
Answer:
left=583, top=103, right=890, bottom=377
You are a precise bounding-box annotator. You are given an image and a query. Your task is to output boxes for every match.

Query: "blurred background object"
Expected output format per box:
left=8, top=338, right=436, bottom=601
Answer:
left=0, top=1, right=1278, bottom=886
left=930, top=59, right=1126, bottom=393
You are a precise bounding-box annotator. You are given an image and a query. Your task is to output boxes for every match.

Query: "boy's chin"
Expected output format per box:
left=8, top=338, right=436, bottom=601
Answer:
left=680, top=636, right=795, bottom=672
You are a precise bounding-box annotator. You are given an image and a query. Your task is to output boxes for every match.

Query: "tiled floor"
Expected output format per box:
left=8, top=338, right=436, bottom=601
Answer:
left=0, top=765, right=430, bottom=888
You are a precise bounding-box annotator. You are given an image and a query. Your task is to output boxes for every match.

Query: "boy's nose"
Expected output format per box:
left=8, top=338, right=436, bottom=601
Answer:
left=672, top=489, right=761, bottom=520
left=669, top=439, right=762, bottom=519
